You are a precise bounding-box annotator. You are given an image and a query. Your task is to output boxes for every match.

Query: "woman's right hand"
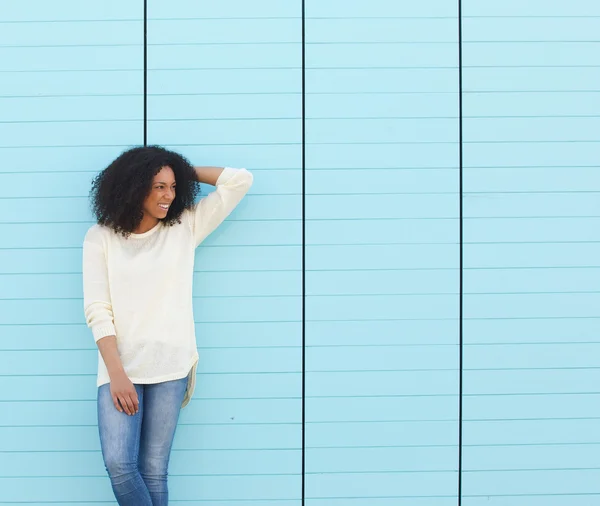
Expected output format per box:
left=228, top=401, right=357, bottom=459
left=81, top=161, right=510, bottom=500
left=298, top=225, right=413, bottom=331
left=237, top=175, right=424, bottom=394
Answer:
left=110, top=372, right=139, bottom=415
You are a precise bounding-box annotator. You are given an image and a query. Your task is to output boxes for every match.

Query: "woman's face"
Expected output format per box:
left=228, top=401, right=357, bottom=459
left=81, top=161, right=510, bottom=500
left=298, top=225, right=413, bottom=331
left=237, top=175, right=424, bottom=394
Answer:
left=142, top=166, right=176, bottom=221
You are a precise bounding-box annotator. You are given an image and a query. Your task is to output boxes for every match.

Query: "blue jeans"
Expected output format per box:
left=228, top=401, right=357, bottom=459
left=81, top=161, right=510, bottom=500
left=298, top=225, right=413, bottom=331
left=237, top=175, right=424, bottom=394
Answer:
left=97, top=376, right=188, bottom=505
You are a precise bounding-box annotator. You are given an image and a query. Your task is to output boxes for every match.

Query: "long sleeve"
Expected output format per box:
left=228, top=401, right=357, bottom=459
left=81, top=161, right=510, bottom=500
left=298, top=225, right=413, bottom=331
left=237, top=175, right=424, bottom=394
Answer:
left=189, top=167, right=253, bottom=247
left=82, top=228, right=116, bottom=342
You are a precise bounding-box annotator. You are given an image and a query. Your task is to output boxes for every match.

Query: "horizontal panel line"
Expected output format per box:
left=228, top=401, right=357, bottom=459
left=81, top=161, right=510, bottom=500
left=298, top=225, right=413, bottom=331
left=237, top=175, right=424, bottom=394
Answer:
left=0, top=167, right=458, bottom=174
left=0, top=396, right=302, bottom=402
left=0, top=448, right=300, bottom=453
left=0, top=473, right=304, bottom=478
left=0, top=143, right=302, bottom=149
left=0, top=319, right=457, bottom=326
left=466, top=342, right=600, bottom=346
left=463, top=392, right=600, bottom=397
left=0, top=422, right=303, bottom=428
left=466, top=90, right=600, bottom=94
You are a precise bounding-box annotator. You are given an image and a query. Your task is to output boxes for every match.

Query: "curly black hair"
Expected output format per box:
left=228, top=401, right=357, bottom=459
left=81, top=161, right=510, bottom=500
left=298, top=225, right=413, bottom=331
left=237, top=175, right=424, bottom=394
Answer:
left=90, top=145, right=201, bottom=236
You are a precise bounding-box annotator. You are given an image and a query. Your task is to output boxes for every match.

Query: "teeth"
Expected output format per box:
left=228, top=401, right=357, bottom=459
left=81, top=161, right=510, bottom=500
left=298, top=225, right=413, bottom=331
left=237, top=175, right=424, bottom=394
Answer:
left=159, top=204, right=169, bottom=209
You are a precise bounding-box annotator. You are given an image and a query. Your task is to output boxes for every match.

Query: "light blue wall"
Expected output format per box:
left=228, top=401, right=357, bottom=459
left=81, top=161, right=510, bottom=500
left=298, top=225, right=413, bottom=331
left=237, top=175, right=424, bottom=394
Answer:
left=461, top=1, right=600, bottom=504
left=304, top=1, right=459, bottom=504
left=0, top=0, right=598, bottom=505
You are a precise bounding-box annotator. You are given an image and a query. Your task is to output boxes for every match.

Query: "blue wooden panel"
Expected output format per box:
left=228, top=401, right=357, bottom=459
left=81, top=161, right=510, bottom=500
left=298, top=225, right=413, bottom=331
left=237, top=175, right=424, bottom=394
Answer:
left=0, top=96, right=140, bottom=121
left=307, top=447, right=457, bottom=473
left=306, top=269, right=458, bottom=294
left=306, top=472, right=457, bottom=499
left=0, top=321, right=301, bottom=350
left=1, top=169, right=299, bottom=197
left=464, top=17, right=600, bottom=41
left=307, top=68, right=458, bottom=93
left=0, top=475, right=299, bottom=502
left=464, top=419, right=599, bottom=445
left=0, top=424, right=299, bottom=452
left=306, top=168, right=458, bottom=193
left=306, top=370, right=458, bottom=397
left=0, top=121, right=140, bottom=147
left=465, top=217, right=600, bottom=242
left=464, top=292, right=600, bottom=318
left=308, top=500, right=455, bottom=506
left=148, top=69, right=300, bottom=94
left=306, top=143, right=458, bottom=168
left=0, top=196, right=298, bottom=222
left=148, top=119, right=299, bottom=144
left=149, top=19, right=301, bottom=43
left=0, top=503, right=299, bottom=506
left=307, top=244, right=459, bottom=270
left=0, top=244, right=301, bottom=272
left=0, top=349, right=300, bottom=375
left=463, top=7, right=600, bottom=504
left=463, top=444, right=600, bottom=470
left=464, top=267, right=600, bottom=293
left=463, top=43, right=600, bottom=68
left=307, top=19, right=457, bottom=42
left=464, top=317, right=598, bottom=344
left=149, top=93, right=301, bottom=118
left=0, top=146, right=138, bottom=173
left=306, top=218, right=459, bottom=244
left=463, top=68, right=600, bottom=92
left=464, top=168, right=600, bottom=192
left=0, top=46, right=143, bottom=72
left=304, top=6, right=459, bottom=503
left=306, top=346, right=456, bottom=371
left=0, top=20, right=141, bottom=45
left=306, top=0, right=457, bottom=17
left=463, top=0, right=600, bottom=16
left=307, top=44, right=458, bottom=69
left=465, top=193, right=600, bottom=217
left=306, top=194, right=457, bottom=219
left=154, top=144, right=302, bottom=169
left=306, top=320, right=459, bottom=346
left=463, top=497, right=600, bottom=506
left=148, top=0, right=299, bottom=18
left=307, top=93, right=458, bottom=118
left=464, top=142, right=599, bottom=167
left=307, top=396, right=459, bottom=422
left=464, top=370, right=600, bottom=395
left=0, top=0, right=141, bottom=20
left=462, top=470, right=600, bottom=496
left=465, top=393, right=600, bottom=419
left=464, top=243, right=600, bottom=268
left=0, top=373, right=300, bottom=401
left=306, top=294, right=458, bottom=321
left=0, top=70, right=142, bottom=97
left=307, top=118, right=458, bottom=143
left=307, top=421, right=457, bottom=447
left=0, top=448, right=301, bottom=476
left=0, top=398, right=301, bottom=425
left=465, top=343, right=600, bottom=369
left=0, top=296, right=301, bottom=325
left=465, top=117, right=600, bottom=142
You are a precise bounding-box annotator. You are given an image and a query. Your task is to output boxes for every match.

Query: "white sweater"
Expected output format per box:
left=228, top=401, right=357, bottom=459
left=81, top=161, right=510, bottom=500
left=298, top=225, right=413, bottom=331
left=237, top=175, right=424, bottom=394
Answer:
left=82, top=167, right=253, bottom=408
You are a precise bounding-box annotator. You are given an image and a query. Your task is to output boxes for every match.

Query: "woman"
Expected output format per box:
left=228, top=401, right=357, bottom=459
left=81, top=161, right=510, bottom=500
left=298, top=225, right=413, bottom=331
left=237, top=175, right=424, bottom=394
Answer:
left=82, top=145, right=253, bottom=505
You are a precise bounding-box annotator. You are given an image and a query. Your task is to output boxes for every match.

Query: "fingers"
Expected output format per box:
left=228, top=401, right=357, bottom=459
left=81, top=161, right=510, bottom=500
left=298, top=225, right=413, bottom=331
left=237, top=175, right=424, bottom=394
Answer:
left=112, top=394, right=123, bottom=413
left=112, top=393, right=139, bottom=415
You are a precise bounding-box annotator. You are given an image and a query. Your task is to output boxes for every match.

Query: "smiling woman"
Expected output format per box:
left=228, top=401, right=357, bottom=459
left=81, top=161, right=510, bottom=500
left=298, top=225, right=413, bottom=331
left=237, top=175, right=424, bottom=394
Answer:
left=82, top=145, right=253, bottom=504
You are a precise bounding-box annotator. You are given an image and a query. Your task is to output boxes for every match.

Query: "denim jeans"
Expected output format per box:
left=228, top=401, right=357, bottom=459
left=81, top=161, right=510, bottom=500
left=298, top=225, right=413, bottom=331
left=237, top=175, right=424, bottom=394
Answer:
left=97, top=375, right=188, bottom=505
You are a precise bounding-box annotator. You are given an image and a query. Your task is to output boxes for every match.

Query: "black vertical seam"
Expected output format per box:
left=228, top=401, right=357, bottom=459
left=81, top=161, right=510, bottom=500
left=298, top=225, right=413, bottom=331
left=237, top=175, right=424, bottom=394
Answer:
left=301, top=0, right=306, bottom=505
left=458, top=0, right=464, bottom=504
left=143, top=0, right=148, bottom=146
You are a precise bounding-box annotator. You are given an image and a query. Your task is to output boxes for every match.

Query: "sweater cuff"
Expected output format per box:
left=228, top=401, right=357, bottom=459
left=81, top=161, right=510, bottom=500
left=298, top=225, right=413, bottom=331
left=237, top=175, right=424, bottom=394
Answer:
left=92, top=324, right=116, bottom=343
